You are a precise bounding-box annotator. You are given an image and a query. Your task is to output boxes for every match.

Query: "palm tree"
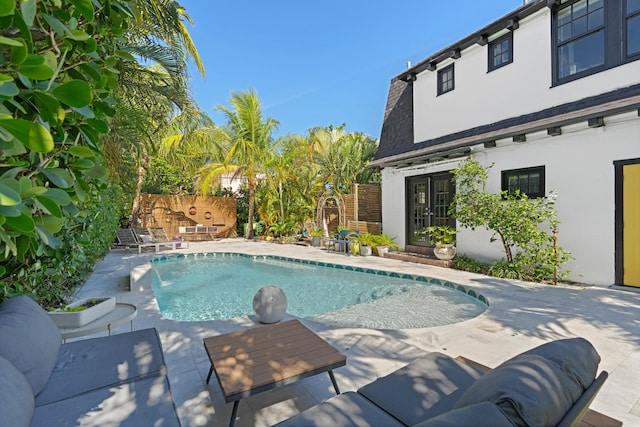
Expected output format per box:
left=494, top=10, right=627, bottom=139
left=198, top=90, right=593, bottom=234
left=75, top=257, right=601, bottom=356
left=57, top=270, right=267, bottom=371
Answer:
left=196, top=90, right=279, bottom=239
left=104, top=0, right=207, bottom=224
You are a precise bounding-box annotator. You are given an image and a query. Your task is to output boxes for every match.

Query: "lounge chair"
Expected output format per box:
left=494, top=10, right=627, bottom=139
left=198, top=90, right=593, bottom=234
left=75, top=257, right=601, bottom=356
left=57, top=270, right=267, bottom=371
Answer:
left=274, top=337, right=609, bottom=427
left=123, top=228, right=188, bottom=253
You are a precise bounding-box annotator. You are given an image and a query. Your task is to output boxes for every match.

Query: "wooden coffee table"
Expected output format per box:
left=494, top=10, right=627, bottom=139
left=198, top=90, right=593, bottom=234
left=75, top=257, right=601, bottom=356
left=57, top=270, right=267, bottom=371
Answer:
left=203, top=319, right=347, bottom=427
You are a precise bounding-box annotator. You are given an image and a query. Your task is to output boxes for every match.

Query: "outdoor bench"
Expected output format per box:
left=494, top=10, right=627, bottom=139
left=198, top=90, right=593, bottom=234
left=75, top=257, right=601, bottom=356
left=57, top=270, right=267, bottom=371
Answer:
left=0, top=295, right=180, bottom=427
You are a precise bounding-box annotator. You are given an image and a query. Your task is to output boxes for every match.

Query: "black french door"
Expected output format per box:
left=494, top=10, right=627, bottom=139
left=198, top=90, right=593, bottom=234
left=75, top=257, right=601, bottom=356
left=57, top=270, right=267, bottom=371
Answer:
left=406, top=172, right=455, bottom=246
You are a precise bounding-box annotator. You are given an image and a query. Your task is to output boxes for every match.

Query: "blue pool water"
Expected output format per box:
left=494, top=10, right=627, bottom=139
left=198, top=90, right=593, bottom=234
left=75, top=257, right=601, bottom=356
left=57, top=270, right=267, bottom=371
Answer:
left=150, top=253, right=488, bottom=329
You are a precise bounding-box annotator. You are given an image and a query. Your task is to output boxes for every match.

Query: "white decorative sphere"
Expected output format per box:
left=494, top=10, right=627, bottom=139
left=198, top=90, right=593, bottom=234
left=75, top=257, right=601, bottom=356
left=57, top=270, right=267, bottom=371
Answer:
left=253, top=286, right=287, bottom=323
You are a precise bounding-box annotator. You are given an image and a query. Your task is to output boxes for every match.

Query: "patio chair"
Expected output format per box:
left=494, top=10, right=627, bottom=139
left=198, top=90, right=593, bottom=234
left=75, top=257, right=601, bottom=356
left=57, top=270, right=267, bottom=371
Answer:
left=327, top=230, right=359, bottom=255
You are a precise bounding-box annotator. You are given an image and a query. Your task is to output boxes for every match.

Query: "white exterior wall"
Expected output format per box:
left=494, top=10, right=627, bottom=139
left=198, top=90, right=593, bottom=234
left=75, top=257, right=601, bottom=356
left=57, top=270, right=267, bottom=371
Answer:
left=412, top=9, right=640, bottom=143
left=382, top=111, right=640, bottom=286
left=379, top=5, right=640, bottom=286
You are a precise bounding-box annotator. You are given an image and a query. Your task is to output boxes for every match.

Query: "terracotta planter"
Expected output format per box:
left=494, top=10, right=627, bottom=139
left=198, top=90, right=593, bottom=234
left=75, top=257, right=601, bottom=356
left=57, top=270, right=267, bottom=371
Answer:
left=48, top=297, right=116, bottom=328
left=433, top=243, right=457, bottom=260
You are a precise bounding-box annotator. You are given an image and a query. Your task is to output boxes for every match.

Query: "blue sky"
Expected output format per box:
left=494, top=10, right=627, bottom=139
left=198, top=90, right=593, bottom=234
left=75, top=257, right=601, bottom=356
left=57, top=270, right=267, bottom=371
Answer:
left=179, top=1, right=526, bottom=138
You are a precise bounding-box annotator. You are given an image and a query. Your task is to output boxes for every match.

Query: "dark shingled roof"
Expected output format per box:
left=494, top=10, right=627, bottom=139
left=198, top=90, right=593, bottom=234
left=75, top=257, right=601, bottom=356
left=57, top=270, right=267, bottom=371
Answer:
left=373, top=0, right=640, bottom=167
left=375, top=78, right=413, bottom=162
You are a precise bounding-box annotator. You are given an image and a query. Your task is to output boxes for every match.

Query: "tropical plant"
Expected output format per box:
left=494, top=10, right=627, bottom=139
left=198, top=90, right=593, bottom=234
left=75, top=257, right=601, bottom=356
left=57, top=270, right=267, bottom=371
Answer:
left=357, top=232, right=376, bottom=247
left=195, top=90, right=279, bottom=240
left=426, top=225, right=457, bottom=245
left=371, top=233, right=401, bottom=251
left=0, top=0, right=203, bottom=304
left=450, top=159, right=571, bottom=284
left=309, top=125, right=380, bottom=193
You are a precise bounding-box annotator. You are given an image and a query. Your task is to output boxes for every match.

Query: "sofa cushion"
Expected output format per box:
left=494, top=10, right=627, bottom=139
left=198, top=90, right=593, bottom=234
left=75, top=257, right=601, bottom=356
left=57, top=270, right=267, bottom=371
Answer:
left=0, top=355, right=34, bottom=427
left=522, top=337, right=600, bottom=390
left=357, top=352, right=485, bottom=426
left=453, top=353, right=585, bottom=427
left=272, top=391, right=404, bottom=427
left=35, top=328, right=167, bottom=406
left=31, top=374, right=180, bottom=427
left=0, top=295, right=61, bottom=395
left=413, top=402, right=516, bottom=427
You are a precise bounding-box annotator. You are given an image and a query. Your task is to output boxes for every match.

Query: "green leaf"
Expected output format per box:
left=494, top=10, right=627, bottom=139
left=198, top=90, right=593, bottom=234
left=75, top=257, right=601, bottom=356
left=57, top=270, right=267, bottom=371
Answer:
left=71, top=106, right=95, bottom=119
left=4, top=213, right=35, bottom=233
left=115, top=50, right=135, bottom=62
left=0, top=36, right=22, bottom=47
left=70, top=158, right=95, bottom=169
left=34, top=215, right=63, bottom=233
left=72, top=180, right=87, bottom=202
left=39, top=168, right=73, bottom=188
left=52, top=80, right=93, bottom=108
left=69, top=0, right=94, bottom=22
left=87, top=118, right=109, bottom=134
left=68, top=29, right=90, bottom=41
left=18, top=55, right=55, bottom=80
left=35, top=225, right=62, bottom=249
left=0, top=205, right=21, bottom=217
left=79, top=63, right=101, bottom=81
left=0, top=183, right=21, bottom=206
left=83, top=165, right=108, bottom=179
left=10, top=39, right=28, bottom=65
left=20, top=0, right=36, bottom=27
left=41, top=14, right=72, bottom=37
left=0, top=228, right=18, bottom=255
left=22, top=186, right=47, bottom=198
left=35, top=196, right=62, bottom=217
left=0, top=78, right=19, bottom=97
left=0, top=265, right=6, bottom=277
left=43, top=188, right=71, bottom=205
left=0, top=0, right=15, bottom=17
left=68, top=146, right=95, bottom=157
left=0, top=119, right=54, bottom=153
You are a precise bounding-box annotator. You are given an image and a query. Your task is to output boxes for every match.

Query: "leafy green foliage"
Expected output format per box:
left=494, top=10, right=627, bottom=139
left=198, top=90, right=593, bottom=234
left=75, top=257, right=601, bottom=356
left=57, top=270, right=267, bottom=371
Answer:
left=450, top=159, right=571, bottom=284
left=142, top=158, right=195, bottom=194
left=0, top=0, right=134, bottom=303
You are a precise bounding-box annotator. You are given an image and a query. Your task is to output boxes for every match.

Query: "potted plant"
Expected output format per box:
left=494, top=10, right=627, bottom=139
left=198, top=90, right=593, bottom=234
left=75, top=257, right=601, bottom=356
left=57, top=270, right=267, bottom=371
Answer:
left=357, top=232, right=375, bottom=256
left=309, top=228, right=323, bottom=247
left=48, top=297, right=116, bottom=328
left=371, top=233, right=400, bottom=257
left=426, top=225, right=457, bottom=260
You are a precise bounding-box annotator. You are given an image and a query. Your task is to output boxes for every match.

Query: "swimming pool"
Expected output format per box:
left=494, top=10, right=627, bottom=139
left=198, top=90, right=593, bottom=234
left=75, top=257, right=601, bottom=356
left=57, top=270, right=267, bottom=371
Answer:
left=150, top=252, right=488, bottom=329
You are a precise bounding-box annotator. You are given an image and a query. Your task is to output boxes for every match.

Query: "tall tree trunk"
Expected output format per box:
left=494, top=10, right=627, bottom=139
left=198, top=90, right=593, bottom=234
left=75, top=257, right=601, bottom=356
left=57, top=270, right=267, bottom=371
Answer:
left=246, top=175, right=258, bottom=239
left=130, top=156, right=149, bottom=227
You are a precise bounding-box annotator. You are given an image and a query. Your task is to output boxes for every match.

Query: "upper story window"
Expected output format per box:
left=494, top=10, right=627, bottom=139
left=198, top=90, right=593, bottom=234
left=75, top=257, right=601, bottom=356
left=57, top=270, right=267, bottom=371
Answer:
left=437, top=64, right=455, bottom=96
left=552, top=0, right=640, bottom=85
left=628, top=0, right=640, bottom=57
left=501, top=166, right=545, bottom=198
left=488, top=32, right=513, bottom=72
left=556, top=0, right=605, bottom=80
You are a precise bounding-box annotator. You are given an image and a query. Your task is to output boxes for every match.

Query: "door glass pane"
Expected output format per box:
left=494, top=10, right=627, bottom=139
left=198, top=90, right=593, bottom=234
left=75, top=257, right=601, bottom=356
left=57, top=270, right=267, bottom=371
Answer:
left=628, top=0, right=640, bottom=14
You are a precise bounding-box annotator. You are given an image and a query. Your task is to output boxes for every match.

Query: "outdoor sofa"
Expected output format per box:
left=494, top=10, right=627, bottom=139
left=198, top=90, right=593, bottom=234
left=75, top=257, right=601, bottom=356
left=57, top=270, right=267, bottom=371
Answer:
left=275, top=337, right=608, bottom=427
left=0, top=295, right=180, bottom=427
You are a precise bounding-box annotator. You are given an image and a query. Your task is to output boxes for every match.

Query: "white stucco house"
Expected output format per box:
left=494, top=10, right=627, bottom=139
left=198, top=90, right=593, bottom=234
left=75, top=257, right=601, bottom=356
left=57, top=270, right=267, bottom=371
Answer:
left=371, top=0, right=640, bottom=287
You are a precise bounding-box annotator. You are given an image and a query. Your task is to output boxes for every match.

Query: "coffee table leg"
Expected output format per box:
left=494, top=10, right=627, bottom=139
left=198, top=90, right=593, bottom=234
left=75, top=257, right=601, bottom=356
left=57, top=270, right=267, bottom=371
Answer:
left=229, top=400, right=239, bottom=427
left=206, top=364, right=214, bottom=384
left=328, top=370, right=341, bottom=394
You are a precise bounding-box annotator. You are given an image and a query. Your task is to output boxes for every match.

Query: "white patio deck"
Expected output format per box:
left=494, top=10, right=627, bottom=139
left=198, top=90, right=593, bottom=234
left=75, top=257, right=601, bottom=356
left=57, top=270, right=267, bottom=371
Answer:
left=73, top=239, right=640, bottom=426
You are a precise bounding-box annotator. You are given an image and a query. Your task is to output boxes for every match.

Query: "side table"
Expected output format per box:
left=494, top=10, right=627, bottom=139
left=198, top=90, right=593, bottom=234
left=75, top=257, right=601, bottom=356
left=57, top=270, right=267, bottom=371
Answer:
left=59, top=303, right=137, bottom=342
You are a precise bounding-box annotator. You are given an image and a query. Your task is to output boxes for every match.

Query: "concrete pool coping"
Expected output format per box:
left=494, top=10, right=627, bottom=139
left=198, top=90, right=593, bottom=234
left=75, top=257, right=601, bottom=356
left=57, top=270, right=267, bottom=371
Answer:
left=74, top=238, right=640, bottom=426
